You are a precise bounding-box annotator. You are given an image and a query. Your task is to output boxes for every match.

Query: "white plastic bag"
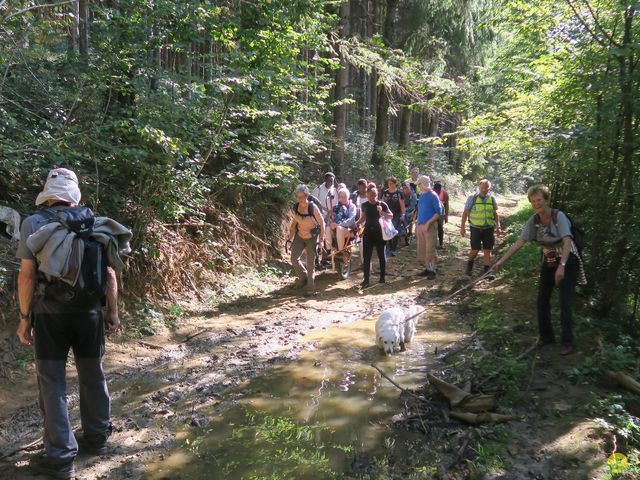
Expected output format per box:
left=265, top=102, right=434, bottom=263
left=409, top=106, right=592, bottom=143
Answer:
left=380, top=217, right=398, bottom=241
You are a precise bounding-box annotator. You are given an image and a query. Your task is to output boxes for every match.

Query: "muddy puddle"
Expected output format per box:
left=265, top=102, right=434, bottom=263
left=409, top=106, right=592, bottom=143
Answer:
left=145, top=308, right=459, bottom=479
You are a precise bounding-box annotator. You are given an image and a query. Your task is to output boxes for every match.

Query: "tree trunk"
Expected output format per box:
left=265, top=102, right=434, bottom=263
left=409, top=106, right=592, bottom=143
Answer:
left=371, top=85, right=390, bottom=169
left=398, top=104, right=411, bottom=147
left=370, top=0, right=398, bottom=169
left=601, top=6, right=636, bottom=314
left=78, top=0, right=89, bottom=60
left=67, top=0, right=79, bottom=56
left=331, top=0, right=350, bottom=177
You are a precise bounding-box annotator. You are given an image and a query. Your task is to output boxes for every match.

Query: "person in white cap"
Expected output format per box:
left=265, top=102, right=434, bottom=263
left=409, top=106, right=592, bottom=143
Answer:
left=16, top=168, right=123, bottom=479
left=415, top=175, right=441, bottom=279
left=311, top=172, right=337, bottom=263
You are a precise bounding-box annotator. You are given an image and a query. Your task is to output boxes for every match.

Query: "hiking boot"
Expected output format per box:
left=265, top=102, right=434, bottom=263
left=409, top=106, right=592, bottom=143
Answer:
left=418, top=268, right=436, bottom=279
left=30, top=453, right=75, bottom=480
left=303, top=290, right=317, bottom=297
left=379, top=277, right=386, bottom=284
left=390, top=250, right=397, bottom=257
left=74, top=432, right=109, bottom=456
left=293, top=278, right=306, bottom=289
left=560, top=344, right=573, bottom=356
left=360, top=280, right=370, bottom=289
left=483, top=266, right=495, bottom=280
left=466, top=260, right=474, bottom=276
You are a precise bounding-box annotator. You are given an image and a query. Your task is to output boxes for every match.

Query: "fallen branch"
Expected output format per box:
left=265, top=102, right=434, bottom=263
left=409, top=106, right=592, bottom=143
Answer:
left=1, top=424, right=80, bottom=459
left=181, top=328, right=210, bottom=343
left=605, top=370, right=640, bottom=395
left=370, top=364, right=425, bottom=401
left=180, top=267, right=205, bottom=302
left=138, top=341, right=164, bottom=350
left=233, top=223, right=271, bottom=248
left=449, top=411, right=519, bottom=426
left=0, top=436, right=43, bottom=459
left=297, top=303, right=360, bottom=314
left=437, top=331, right=479, bottom=361
left=427, top=373, right=496, bottom=412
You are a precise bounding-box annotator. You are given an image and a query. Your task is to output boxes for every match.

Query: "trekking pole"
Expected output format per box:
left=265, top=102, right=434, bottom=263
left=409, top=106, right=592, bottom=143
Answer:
left=423, top=269, right=494, bottom=307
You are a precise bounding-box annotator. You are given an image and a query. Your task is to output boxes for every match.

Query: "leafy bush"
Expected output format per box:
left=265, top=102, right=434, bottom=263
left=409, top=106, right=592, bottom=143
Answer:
left=587, top=394, right=640, bottom=453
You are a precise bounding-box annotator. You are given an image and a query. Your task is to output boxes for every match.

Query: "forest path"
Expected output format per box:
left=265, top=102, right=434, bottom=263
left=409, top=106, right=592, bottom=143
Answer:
left=0, top=196, right=610, bottom=479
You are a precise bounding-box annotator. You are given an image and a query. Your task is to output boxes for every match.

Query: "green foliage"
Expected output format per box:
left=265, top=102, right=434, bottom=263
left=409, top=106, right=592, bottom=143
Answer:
left=475, top=308, right=515, bottom=350
left=587, top=394, right=640, bottom=453
left=207, top=408, right=342, bottom=479
left=567, top=336, right=640, bottom=381
left=460, top=0, right=640, bottom=320
left=498, top=201, right=540, bottom=278
left=469, top=442, right=505, bottom=477
left=477, top=354, right=529, bottom=405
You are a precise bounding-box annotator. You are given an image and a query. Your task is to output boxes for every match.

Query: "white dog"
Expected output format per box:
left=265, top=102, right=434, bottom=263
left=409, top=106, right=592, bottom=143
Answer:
left=375, top=305, right=426, bottom=354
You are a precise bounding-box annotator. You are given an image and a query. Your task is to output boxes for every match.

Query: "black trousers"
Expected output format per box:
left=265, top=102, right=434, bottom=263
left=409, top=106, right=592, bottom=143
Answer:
left=436, top=218, right=444, bottom=246
left=363, top=229, right=386, bottom=282
left=33, top=300, right=111, bottom=463
left=537, top=254, right=578, bottom=346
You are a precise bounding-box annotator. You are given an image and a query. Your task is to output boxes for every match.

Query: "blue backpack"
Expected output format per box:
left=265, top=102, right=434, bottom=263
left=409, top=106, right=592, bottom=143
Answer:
left=39, top=206, right=108, bottom=308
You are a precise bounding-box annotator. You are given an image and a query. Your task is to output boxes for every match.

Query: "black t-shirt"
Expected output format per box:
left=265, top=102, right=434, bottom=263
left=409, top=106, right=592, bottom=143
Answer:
left=362, top=200, right=389, bottom=232
left=382, top=189, right=402, bottom=216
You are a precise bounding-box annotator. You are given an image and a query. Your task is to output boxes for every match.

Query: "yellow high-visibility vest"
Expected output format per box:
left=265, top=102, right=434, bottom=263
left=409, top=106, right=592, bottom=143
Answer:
left=468, top=195, right=496, bottom=227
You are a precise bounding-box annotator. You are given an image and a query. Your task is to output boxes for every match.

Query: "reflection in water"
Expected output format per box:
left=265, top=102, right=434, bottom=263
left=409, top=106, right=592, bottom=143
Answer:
left=147, top=312, right=456, bottom=479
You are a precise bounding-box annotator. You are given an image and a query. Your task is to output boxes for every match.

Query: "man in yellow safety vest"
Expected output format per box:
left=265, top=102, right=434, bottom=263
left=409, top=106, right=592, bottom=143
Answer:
left=460, top=179, right=501, bottom=276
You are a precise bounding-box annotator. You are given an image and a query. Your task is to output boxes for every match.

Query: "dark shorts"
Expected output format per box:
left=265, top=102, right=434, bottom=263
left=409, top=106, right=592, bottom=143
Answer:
left=470, top=226, right=495, bottom=251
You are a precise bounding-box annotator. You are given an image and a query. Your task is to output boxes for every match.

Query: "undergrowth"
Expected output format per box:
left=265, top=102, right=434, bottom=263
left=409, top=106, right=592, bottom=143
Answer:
left=498, top=200, right=539, bottom=278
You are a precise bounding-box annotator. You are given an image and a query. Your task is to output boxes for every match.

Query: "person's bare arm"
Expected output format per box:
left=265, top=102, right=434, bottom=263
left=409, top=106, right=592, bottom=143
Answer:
left=105, top=267, right=120, bottom=334
left=555, top=236, right=572, bottom=285
left=460, top=210, right=468, bottom=236
left=355, top=209, right=365, bottom=226
left=289, top=218, right=296, bottom=241
left=494, top=205, right=502, bottom=233
left=399, top=197, right=406, bottom=217
left=17, top=259, right=37, bottom=346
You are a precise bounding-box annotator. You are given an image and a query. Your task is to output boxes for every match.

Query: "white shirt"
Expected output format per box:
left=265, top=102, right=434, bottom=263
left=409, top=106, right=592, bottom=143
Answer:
left=311, top=183, right=337, bottom=214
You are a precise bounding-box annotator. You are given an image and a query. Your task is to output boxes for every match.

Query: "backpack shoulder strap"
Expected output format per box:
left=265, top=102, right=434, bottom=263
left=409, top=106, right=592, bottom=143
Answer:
left=38, top=208, right=57, bottom=220
left=533, top=213, right=541, bottom=226
left=551, top=208, right=560, bottom=227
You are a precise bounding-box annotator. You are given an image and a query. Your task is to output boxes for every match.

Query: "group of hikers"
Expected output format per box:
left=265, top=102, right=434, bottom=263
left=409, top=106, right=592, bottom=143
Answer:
left=289, top=168, right=495, bottom=293
left=12, top=167, right=584, bottom=479
left=289, top=170, right=586, bottom=358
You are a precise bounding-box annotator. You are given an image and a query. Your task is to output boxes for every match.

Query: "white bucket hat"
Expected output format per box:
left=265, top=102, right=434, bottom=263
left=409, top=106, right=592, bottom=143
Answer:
left=35, top=168, right=81, bottom=206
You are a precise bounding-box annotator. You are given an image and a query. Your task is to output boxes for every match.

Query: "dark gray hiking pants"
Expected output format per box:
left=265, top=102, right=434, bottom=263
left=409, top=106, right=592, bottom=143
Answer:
left=33, top=303, right=111, bottom=463
left=290, top=234, right=317, bottom=291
